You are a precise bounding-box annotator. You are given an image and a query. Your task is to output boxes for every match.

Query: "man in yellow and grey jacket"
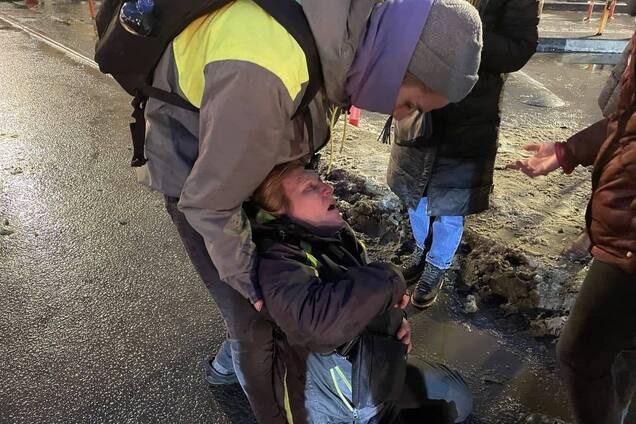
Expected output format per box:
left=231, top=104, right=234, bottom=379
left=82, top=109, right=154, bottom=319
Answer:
left=142, top=0, right=482, bottom=421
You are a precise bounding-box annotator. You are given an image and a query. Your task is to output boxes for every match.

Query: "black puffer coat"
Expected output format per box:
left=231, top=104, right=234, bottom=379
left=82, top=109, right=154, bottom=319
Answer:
left=387, top=0, right=539, bottom=215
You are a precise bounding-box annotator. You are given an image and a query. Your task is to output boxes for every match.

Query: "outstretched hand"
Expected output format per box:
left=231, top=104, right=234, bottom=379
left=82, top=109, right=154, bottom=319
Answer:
left=505, top=143, right=560, bottom=177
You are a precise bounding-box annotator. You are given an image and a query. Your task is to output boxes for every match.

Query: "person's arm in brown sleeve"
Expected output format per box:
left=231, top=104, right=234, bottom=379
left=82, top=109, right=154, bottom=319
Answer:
left=555, top=118, right=608, bottom=174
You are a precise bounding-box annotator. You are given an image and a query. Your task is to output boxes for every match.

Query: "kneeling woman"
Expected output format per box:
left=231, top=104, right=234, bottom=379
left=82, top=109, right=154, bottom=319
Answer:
left=251, top=161, right=472, bottom=423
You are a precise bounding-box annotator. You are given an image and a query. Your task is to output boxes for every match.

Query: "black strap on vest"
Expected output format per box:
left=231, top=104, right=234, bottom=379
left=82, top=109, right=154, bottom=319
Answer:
left=141, top=84, right=199, bottom=112
left=130, top=95, right=148, bottom=167
left=130, top=0, right=322, bottom=167
left=131, top=85, right=199, bottom=167
left=255, top=0, right=323, bottom=119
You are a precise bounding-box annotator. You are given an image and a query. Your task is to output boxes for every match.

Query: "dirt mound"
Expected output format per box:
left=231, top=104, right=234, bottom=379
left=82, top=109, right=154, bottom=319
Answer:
left=460, top=231, right=541, bottom=312
left=458, top=231, right=584, bottom=336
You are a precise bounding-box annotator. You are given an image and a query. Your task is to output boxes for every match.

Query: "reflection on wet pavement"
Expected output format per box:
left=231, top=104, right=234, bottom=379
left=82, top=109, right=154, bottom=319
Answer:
left=558, top=53, right=621, bottom=65
left=407, top=291, right=572, bottom=423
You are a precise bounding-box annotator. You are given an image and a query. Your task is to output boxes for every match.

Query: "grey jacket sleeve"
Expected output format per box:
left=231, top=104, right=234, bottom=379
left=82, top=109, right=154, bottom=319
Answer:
left=177, top=62, right=296, bottom=302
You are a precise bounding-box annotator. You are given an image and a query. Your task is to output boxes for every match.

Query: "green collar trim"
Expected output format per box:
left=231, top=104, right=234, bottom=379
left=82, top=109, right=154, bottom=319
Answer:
left=255, top=209, right=278, bottom=224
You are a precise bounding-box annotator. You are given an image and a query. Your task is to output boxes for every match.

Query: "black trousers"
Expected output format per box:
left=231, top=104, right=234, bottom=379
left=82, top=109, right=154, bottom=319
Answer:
left=367, top=359, right=472, bottom=424
left=557, top=259, right=636, bottom=424
left=165, top=196, right=285, bottom=424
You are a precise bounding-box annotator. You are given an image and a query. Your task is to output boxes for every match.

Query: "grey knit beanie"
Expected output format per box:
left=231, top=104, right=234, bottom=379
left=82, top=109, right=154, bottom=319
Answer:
left=407, top=0, right=483, bottom=103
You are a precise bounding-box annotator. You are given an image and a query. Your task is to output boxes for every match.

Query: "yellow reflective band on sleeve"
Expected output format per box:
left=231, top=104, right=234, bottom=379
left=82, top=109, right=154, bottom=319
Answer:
left=283, top=368, right=294, bottom=424
left=330, top=367, right=354, bottom=412
left=172, top=0, right=309, bottom=108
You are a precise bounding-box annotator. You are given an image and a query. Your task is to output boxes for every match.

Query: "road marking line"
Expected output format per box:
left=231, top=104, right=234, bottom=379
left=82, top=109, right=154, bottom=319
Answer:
left=511, top=71, right=566, bottom=108
left=0, top=12, right=98, bottom=70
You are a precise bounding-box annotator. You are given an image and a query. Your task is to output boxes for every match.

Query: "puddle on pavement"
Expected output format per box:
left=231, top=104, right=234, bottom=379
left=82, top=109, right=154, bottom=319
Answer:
left=407, top=293, right=572, bottom=422
left=532, top=52, right=619, bottom=73
left=558, top=53, right=621, bottom=66
left=503, top=52, right=614, bottom=124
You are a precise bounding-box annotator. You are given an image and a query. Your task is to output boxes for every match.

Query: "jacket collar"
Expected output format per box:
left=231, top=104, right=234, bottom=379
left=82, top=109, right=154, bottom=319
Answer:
left=252, top=211, right=345, bottom=244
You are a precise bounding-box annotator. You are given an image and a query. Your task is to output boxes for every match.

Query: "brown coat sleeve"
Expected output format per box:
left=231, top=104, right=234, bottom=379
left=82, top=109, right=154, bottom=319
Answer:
left=557, top=118, right=609, bottom=173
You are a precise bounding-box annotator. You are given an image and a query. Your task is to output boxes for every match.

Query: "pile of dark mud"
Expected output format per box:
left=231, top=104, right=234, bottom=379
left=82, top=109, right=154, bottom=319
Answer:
left=320, top=163, right=587, bottom=338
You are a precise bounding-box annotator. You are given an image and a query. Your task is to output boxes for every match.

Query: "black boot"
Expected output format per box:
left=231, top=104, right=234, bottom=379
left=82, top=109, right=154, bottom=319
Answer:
left=411, top=262, right=445, bottom=309
left=401, top=246, right=427, bottom=285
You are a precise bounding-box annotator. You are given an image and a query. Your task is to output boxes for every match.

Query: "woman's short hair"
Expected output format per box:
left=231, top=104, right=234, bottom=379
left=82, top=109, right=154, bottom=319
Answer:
left=253, top=160, right=305, bottom=215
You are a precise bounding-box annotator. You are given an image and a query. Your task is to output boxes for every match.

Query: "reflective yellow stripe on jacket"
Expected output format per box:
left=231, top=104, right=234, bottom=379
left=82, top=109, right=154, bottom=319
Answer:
left=172, top=0, right=309, bottom=108
left=283, top=368, right=294, bottom=424
left=330, top=366, right=354, bottom=412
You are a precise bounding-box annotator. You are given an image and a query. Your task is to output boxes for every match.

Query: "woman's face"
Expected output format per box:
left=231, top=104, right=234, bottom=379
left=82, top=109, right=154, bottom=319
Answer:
left=280, top=168, right=344, bottom=229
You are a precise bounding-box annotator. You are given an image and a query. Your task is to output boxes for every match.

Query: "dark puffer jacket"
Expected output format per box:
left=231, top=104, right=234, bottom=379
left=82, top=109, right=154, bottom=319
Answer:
left=387, top=0, right=539, bottom=215
left=251, top=213, right=407, bottom=423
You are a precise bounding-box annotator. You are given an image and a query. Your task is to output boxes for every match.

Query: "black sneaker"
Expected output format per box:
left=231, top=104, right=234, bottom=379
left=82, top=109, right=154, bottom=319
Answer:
left=204, top=358, right=239, bottom=385
left=401, top=246, right=427, bottom=285
left=411, top=262, right=445, bottom=309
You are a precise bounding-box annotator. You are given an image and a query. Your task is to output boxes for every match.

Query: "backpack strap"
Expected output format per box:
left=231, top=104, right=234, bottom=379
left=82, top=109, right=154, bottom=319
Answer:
left=130, top=94, right=148, bottom=167
left=130, top=85, right=200, bottom=166
left=252, top=0, right=323, bottom=119
left=140, top=84, right=199, bottom=112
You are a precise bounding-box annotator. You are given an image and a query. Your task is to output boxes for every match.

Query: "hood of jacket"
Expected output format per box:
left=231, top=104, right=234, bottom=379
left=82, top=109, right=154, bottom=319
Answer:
left=301, top=0, right=379, bottom=107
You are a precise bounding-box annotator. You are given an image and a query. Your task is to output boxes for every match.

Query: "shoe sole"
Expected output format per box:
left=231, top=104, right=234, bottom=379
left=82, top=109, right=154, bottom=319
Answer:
left=204, top=361, right=239, bottom=386
left=410, top=293, right=438, bottom=309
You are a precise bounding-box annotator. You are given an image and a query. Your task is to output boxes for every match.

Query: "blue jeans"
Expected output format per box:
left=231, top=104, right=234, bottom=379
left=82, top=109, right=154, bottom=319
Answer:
left=408, top=197, right=464, bottom=270
left=213, top=340, right=245, bottom=379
